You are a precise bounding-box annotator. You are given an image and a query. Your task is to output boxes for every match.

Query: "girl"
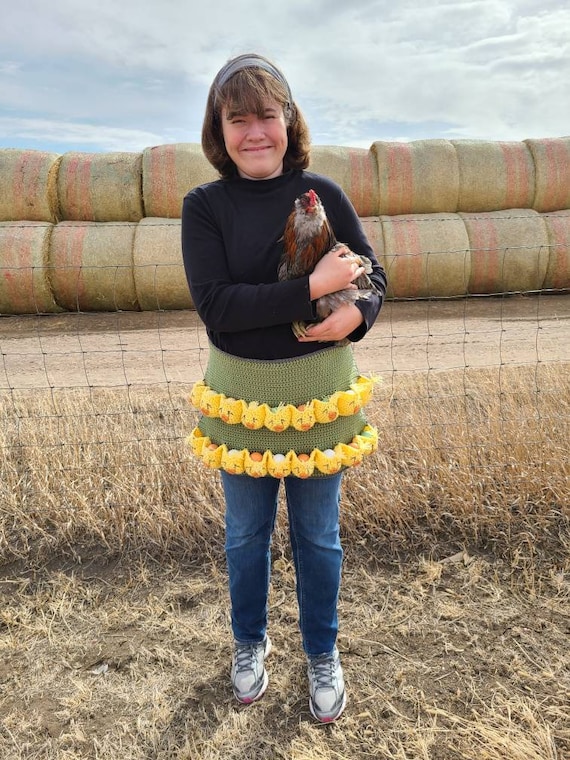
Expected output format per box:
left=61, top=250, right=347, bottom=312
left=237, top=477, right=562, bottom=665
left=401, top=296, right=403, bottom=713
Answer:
left=181, top=53, right=387, bottom=722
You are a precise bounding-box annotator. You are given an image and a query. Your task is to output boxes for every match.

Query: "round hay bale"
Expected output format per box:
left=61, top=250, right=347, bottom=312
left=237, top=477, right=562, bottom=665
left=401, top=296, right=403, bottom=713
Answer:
left=0, top=149, right=61, bottom=222
left=372, top=139, right=459, bottom=215
left=142, top=144, right=218, bottom=218
left=133, top=218, right=192, bottom=310
left=309, top=146, right=379, bottom=217
left=380, top=213, right=470, bottom=299
left=360, top=217, right=386, bottom=272
left=460, top=209, right=549, bottom=294
left=542, top=211, right=570, bottom=290
left=58, top=152, right=143, bottom=222
left=452, top=140, right=535, bottom=212
left=0, top=222, right=61, bottom=314
left=50, top=222, right=138, bottom=311
left=525, top=137, right=570, bottom=212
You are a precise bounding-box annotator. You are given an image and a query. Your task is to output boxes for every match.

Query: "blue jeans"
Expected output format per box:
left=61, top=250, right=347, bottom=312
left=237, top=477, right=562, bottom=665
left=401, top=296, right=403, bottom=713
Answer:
left=221, top=471, right=344, bottom=658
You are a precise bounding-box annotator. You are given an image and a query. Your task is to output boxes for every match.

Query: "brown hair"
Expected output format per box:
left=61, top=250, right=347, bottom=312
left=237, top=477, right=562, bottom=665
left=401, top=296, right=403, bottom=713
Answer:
left=201, top=54, right=311, bottom=179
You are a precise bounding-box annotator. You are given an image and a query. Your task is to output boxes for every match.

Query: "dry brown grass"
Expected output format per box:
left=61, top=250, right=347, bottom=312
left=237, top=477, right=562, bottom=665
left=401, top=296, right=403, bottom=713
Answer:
left=1, top=364, right=569, bottom=759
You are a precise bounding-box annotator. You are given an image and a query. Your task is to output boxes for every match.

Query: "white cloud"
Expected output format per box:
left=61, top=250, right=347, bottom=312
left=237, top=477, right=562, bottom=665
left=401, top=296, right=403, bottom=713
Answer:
left=0, top=0, right=569, bottom=152
left=0, top=117, right=179, bottom=152
left=0, top=61, right=22, bottom=75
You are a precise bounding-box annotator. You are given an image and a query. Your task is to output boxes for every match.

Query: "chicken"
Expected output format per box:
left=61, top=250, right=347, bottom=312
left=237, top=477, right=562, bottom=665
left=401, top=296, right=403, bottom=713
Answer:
left=278, top=189, right=375, bottom=341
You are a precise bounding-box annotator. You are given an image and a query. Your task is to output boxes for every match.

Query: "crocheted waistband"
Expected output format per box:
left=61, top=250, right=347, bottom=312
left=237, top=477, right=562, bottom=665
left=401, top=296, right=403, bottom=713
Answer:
left=204, top=343, right=359, bottom=405
left=187, top=344, right=378, bottom=478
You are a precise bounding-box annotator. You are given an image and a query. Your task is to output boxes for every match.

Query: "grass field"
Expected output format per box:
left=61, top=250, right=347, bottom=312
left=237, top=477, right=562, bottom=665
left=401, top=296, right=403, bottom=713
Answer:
left=1, top=362, right=569, bottom=759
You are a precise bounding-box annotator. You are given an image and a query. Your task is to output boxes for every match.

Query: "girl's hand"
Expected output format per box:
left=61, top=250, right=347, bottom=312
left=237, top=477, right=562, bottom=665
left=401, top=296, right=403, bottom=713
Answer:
left=308, top=244, right=366, bottom=300
left=296, top=302, right=364, bottom=343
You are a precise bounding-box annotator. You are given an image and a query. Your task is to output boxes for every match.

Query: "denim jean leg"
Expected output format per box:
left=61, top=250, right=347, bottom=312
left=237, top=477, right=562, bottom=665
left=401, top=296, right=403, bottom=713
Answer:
left=284, top=473, right=343, bottom=657
left=221, top=472, right=280, bottom=643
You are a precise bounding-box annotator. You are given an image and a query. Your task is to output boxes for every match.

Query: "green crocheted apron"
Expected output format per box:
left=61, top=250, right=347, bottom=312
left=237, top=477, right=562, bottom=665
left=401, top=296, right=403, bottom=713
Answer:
left=188, top=343, right=377, bottom=478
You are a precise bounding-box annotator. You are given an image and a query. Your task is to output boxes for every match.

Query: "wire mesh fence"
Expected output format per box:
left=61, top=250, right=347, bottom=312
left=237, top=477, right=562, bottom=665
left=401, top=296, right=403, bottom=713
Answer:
left=1, top=227, right=569, bottom=561
left=1, top=289, right=569, bottom=457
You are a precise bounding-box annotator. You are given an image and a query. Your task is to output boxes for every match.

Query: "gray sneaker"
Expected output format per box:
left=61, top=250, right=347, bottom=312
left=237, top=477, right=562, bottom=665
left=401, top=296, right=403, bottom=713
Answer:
left=307, top=647, right=346, bottom=722
left=231, top=636, right=272, bottom=704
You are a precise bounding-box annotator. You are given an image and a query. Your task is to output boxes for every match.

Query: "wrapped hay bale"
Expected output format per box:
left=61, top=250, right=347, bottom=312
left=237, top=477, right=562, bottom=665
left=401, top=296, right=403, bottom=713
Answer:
left=542, top=211, right=570, bottom=290
left=309, top=146, right=379, bottom=217
left=0, top=222, right=61, bottom=314
left=142, top=144, right=218, bottom=218
left=133, top=218, right=192, bottom=310
left=525, top=137, right=570, bottom=212
left=58, top=152, right=144, bottom=222
left=50, top=222, right=138, bottom=311
left=460, top=209, right=549, bottom=294
left=380, top=213, right=470, bottom=299
left=452, top=140, right=535, bottom=212
left=360, top=217, right=386, bottom=272
left=372, top=139, right=459, bottom=215
left=0, top=149, right=61, bottom=222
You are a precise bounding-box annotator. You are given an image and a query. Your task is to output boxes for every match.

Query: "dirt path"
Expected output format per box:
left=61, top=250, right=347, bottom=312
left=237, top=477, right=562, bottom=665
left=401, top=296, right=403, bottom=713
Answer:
left=1, top=294, right=569, bottom=390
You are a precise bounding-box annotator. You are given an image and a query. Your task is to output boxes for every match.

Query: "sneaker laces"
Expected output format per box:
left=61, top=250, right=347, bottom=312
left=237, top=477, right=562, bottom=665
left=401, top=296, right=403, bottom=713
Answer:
left=310, top=654, right=337, bottom=690
left=234, top=643, right=260, bottom=674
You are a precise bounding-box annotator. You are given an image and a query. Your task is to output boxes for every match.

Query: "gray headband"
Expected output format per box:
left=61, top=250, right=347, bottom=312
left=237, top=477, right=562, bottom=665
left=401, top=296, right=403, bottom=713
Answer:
left=214, top=54, right=293, bottom=106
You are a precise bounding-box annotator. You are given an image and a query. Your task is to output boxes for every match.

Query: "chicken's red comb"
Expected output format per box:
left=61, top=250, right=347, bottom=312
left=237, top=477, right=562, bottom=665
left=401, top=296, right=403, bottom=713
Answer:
left=307, top=189, right=318, bottom=207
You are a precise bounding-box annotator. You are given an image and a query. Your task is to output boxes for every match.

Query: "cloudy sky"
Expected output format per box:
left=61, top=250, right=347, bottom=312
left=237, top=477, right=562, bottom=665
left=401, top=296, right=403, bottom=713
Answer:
left=1, top=0, right=569, bottom=155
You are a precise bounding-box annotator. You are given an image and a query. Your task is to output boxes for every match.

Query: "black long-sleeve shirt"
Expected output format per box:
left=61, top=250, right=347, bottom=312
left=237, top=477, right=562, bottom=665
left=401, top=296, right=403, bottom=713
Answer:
left=181, top=169, right=387, bottom=360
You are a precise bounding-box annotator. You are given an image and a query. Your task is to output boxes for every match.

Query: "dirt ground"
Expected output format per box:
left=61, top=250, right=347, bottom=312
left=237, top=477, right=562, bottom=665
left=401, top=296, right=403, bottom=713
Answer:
left=1, top=541, right=568, bottom=759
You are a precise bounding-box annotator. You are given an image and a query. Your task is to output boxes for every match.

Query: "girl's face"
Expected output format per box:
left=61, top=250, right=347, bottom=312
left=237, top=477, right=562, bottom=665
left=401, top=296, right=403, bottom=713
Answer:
left=221, top=99, right=288, bottom=180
